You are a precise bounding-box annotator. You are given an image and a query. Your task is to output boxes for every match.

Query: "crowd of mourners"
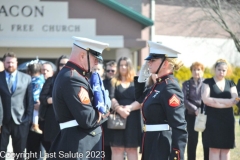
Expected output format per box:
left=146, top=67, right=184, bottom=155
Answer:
left=0, top=38, right=239, bottom=160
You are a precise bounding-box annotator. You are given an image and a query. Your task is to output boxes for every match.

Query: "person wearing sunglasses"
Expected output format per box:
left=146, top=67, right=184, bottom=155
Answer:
left=101, top=60, right=117, bottom=160
left=103, top=61, right=117, bottom=92
left=105, top=62, right=116, bottom=78
left=118, top=41, right=187, bottom=160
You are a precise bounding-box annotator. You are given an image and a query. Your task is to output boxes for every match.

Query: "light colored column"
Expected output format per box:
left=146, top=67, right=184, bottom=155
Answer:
left=115, top=48, right=132, bottom=62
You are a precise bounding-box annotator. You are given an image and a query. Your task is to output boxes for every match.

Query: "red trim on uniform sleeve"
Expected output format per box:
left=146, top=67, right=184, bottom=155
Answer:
left=141, top=132, right=146, bottom=160
left=101, top=126, right=104, bottom=160
left=173, top=148, right=180, bottom=160
left=168, top=94, right=180, bottom=107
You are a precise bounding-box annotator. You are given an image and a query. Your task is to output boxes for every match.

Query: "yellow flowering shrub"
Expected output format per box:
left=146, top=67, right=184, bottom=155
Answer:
left=174, top=66, right=240, bottom=115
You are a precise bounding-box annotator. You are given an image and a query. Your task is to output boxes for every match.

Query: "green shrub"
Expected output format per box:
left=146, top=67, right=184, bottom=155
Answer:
left=233, top=105, right=239, bottom=115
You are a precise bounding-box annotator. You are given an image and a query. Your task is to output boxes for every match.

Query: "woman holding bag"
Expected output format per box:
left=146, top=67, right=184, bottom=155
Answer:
left=201, top=59, right=238, bottom=160
left=109, top=57, right=142, bottom=160
left=182, top=62, right=209, bottom=160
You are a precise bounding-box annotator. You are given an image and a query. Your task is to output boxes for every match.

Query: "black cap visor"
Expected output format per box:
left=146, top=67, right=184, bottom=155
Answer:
left=144, top=53, right=165, bottom=60
left=88, top=49, right=103, bottom=62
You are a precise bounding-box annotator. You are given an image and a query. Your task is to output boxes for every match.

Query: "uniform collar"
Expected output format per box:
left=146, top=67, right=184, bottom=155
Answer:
left=156, top=73, right=173, bottom=83
left=65, top=61, right=90, bottom=77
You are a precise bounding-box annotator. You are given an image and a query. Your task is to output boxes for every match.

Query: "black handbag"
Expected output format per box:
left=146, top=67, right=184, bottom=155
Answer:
left=107, top=106, right=127, bottom=130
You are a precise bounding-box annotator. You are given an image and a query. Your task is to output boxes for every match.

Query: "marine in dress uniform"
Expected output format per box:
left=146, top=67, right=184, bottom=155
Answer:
left=123, top=42, right=187, bottom=160
left=48, top=37, right=109, bottom=160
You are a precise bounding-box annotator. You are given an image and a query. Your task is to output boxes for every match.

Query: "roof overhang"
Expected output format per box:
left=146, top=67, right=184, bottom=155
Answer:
left=98, top=0, right=154, bottom=28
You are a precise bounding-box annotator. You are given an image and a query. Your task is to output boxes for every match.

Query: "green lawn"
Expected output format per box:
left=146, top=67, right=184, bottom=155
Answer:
left=186, top=116, right=240, bottom=160
left=232, top=116, right=240, bottom=160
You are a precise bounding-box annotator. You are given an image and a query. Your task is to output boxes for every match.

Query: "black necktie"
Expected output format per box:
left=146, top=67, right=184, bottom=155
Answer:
left=8, top=74, right=13, bottom=93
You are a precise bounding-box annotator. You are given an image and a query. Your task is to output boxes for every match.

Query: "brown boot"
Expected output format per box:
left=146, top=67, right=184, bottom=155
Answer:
left=31, top=124, right=43, bottom=134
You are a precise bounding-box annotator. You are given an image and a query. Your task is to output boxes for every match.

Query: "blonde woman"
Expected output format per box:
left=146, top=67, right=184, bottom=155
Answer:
left=110, top=57, right=142, bottom=160
left=201, top=59, right=238, bottom=160
left=119, top=42, right=187, bottom=160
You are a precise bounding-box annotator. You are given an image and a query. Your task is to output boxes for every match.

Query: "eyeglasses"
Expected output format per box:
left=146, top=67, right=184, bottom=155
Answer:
left=59, top=63, right=66, bottom=67
left=106, top=70, right=115, bottom=73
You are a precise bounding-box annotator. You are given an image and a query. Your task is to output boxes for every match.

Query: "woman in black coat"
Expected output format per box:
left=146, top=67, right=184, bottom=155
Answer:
left=39, top=55, right=69, bottom=152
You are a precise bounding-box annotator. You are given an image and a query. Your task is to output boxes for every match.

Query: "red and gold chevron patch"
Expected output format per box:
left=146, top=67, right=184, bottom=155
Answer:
left=168, top=94, right=180, bottom=107
left=78, top=87, right=90, bottom=105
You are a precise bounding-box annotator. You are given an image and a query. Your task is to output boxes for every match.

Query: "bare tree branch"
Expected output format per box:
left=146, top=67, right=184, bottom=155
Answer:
left=196, top=0, right=240, bottom=52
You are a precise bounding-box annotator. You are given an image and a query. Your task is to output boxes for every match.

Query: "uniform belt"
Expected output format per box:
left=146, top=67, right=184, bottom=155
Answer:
left=143, top=124, right=170, bottom=132
left=59, top=120, right=78, bottom=130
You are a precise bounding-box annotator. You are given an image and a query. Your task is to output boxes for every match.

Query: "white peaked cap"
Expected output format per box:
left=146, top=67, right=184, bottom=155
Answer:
left=72, top=36, right=109, bottom=61
left=145, top=41, right=180, bottom=60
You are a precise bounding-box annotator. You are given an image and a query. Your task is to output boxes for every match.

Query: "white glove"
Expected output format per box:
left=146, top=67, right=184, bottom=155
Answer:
left=138, top=61, right=150, bottom=82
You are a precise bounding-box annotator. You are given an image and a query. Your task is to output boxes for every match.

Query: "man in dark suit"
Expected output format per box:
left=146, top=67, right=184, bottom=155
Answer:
left=0, top=52, right=34, bottom=160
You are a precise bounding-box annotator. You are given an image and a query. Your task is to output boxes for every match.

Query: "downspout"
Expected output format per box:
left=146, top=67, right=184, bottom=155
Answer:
left=150, top=0, right=155, bottom=41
